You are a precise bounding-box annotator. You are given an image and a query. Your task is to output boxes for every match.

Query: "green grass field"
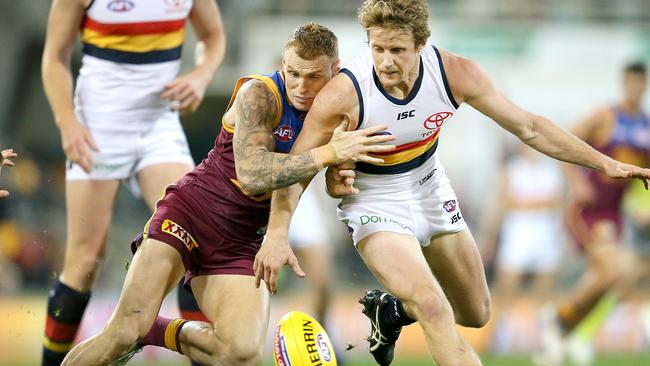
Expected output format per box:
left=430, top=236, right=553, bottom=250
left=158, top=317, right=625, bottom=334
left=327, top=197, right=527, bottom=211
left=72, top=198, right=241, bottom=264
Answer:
left=9, top=354, right=650, bottom=366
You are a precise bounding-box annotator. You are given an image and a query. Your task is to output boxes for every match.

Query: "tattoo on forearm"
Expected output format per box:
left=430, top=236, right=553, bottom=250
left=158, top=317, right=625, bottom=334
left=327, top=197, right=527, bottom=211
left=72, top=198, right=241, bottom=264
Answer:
left=233, top=80, right=319, bottom=194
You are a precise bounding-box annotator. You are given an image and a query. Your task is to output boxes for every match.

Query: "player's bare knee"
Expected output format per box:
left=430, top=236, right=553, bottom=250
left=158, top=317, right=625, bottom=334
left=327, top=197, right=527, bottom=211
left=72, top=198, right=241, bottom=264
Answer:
left=407, top=291, right=452, bottom=324
left=219, top=339, right=263, bottom=366
left=62, top=247, right=104, bottom=285
left=457, top=297, right=491, bottom=328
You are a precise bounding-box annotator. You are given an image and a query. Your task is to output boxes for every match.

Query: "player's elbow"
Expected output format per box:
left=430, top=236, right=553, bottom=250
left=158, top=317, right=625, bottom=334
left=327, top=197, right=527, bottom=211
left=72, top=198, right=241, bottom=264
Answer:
left=515, top=115, right=539, bottom=145
left=237, top=174, right=264, bottom=196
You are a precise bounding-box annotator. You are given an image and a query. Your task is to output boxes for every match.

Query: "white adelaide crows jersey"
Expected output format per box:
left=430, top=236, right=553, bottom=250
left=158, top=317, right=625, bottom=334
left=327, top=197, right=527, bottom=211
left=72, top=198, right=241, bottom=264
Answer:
left=341, top=45, right=459, bottom=174
left=75, top=0, right=194, bottom=126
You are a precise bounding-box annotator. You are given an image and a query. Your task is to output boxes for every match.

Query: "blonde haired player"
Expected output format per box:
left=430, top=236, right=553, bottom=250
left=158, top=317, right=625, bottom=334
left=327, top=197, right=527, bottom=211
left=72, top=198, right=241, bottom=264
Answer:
left=254, top=1, right=650, bottom=365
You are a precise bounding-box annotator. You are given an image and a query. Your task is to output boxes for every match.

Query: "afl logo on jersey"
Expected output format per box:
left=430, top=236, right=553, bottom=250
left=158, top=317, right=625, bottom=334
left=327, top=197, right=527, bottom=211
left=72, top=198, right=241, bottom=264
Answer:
left=165, top=0, right=191, bottom=11
left=424, top=111, right=453, bottom=130
left=443, top=200, right=457, bottom=213
left=274, top=125, right=295, bottom=142
left=107, top=0, right=134, bottom=12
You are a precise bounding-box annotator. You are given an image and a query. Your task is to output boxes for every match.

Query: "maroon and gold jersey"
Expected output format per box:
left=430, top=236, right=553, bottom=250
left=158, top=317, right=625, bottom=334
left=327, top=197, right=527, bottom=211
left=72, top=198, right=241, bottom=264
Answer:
left=160, top=71, right=304, bottom=245
left=585, top=107, right=650, bottom=210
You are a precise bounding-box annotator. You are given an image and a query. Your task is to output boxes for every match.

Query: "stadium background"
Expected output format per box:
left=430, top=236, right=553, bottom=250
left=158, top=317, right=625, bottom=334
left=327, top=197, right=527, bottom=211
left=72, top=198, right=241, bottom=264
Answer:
left=0, top=0, right=650, bottom=364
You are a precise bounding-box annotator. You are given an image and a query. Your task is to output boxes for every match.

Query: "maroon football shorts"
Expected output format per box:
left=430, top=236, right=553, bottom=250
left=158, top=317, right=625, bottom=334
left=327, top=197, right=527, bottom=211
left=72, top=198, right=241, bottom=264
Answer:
left=131, top=187, right=261, bottom=288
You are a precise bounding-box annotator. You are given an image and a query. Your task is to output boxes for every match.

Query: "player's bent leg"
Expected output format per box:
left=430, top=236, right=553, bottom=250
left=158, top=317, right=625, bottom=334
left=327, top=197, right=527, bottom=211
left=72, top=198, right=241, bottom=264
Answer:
left=43, top=180, right=120, bottom=366
left=423, top=228, right=491, bottom=328
left=558, top=239, right=626, bottom=332
left=174, top=274, right=269, bottom=366
left=62, top=238, right=185, bottom=366
left=137, top=162, right=208, bottom=366
left=358, top=232, right=482, bottom=366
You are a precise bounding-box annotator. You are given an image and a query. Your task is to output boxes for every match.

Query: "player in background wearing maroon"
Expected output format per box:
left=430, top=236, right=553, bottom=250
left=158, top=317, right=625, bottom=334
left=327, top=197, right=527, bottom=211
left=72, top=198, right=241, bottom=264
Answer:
left=537, top=62, right=650, bottom=366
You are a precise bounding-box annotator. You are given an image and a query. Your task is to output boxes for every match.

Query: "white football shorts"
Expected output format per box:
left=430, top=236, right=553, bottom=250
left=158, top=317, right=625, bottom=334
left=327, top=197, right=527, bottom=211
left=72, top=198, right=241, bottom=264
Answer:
left=337, top=154, right=467, bottom=247
left=497, top=212, right=562, bottom=273
left=66, top=110, right=194, bottom=191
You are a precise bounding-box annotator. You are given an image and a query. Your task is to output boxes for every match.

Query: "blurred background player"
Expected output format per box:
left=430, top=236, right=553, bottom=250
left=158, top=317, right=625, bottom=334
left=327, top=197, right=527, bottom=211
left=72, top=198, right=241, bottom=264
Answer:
left=1, top=148, right=17, bottom=198
left=623, top=180, right=650, bottom=347
left=480, top=143, right=564, bottom=353
left=40, top=0, right=225, bottom=364
left=538, top=61, right=650, bottom=366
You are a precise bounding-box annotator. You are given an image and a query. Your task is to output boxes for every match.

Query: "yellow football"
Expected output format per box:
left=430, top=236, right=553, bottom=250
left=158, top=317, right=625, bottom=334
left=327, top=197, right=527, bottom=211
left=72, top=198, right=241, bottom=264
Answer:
left=273, top=311, right=337, bottom=366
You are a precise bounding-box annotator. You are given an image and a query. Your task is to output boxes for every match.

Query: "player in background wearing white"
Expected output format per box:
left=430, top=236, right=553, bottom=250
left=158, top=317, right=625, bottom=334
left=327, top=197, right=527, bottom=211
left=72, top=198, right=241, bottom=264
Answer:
left=253, top=1, right=650, bottom=365
left=40, top=1, right=225, bottom=364
left=480, top=143, right=564, bottom=353
left=0, top=148, right=17, bottom=198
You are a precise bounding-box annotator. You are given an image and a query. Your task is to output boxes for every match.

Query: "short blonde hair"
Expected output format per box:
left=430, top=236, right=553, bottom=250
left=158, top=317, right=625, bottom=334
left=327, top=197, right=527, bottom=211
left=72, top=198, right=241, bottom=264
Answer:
left=358, top=0, right=431, bottom=47
left=284, top=23, right=338, bottom=60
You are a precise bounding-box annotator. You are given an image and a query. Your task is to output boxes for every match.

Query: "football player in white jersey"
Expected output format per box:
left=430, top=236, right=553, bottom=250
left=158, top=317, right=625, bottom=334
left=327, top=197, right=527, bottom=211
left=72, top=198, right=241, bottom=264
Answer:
left=41, top=0, right=224, bottom=364
left=253, top=0, right=650, bottom=365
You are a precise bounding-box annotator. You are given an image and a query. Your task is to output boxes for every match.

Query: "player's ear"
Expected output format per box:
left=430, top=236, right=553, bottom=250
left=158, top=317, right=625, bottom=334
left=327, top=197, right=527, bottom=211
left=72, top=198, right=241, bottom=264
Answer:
left=332, top=58, right=341, bottom=75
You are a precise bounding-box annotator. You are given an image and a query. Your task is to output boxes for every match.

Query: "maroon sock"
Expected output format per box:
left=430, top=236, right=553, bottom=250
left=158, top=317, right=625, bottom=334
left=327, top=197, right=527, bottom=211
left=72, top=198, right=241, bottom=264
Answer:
left=140, top=316, right=173, bottom=347
left=140, top=316, right=188, bottom=354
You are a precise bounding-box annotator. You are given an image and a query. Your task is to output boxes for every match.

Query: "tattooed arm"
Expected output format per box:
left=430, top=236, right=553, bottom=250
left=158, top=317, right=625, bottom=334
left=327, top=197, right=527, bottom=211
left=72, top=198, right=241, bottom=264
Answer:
left=231, top=79, right=320, bottom=196
left=232, top=76, right=394, bottom=196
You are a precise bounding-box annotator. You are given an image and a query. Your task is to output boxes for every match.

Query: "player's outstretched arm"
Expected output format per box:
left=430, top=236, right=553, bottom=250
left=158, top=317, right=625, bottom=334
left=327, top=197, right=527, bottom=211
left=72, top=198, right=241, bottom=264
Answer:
left=233, top=75, right=395, bottom=196
left=253, top=185, right=306, bottom=294
left=163, top=0, right=226, bottom=114
left=442, top=49, right=650, bottom=188
left=42, top=0, right=98, bottom=173
left=0, top=149, right=17, bottom=198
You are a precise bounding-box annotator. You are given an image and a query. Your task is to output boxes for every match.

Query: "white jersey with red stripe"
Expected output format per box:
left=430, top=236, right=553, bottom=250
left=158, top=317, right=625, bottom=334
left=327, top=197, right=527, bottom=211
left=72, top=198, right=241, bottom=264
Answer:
left=341, top=45, right=458, bottom=175
left=337, top=46, right=467, bottom=247
left=67, top=0, right=195, bottom=185
left=75, top=0, right=194, bottom=128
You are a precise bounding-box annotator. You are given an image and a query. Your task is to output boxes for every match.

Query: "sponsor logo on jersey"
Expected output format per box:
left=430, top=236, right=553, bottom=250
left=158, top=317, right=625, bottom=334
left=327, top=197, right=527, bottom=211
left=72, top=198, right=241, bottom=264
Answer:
left=443, top=199, right=457, bottom=213
left=347, top=226, right=354, bottom=237
left=360, top=215, right=410, bottom=230
left=107, top=0, right=134, bottom=12
left=451, top=212, right=462, bottom=224
left=424, top=111, right=453, bottom=130
left=397, top=109, right=416, bottom=120
left=162, top=219, right=198, bottom=251
left=274, top=125, right=295, bottom=142
left=419, top=168, right=437, bottom=185
left=317, top=333, right=332, bottom=361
